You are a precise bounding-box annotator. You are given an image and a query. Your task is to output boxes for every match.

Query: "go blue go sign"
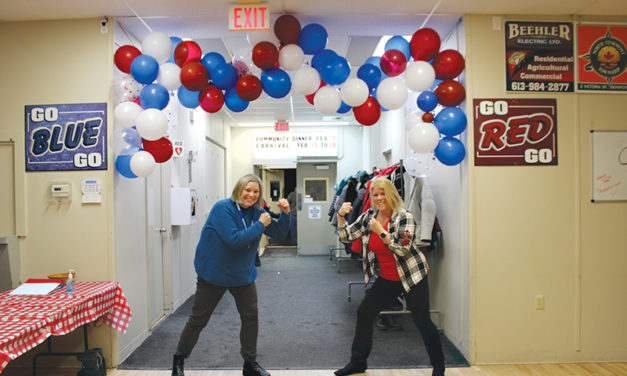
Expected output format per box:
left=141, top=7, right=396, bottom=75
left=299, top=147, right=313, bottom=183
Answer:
left=25, top=103, right=107, bottom=171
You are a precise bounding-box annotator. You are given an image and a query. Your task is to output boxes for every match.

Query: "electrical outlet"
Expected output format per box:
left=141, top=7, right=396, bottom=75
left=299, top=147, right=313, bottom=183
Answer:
left=535, top=295, right=545, bottom=310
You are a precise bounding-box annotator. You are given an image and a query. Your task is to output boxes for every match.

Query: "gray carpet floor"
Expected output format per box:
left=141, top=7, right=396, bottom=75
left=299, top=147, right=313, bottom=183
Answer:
left=119, top=248, right=468, bottom=370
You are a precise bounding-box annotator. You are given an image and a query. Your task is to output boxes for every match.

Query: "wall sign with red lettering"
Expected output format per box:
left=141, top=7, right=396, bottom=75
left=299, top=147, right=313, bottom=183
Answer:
left=473, top=99, right=557, bottom=166
left=229, top=4, right=270, bottom=31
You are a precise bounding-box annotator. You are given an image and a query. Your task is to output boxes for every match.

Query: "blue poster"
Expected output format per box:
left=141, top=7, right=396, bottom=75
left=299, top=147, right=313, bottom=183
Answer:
left=25, top=103, right=107, bottom=171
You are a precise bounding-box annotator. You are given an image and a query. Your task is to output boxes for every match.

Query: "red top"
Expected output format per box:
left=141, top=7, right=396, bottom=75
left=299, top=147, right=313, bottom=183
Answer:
left=369, top=218, right=400, bottom=281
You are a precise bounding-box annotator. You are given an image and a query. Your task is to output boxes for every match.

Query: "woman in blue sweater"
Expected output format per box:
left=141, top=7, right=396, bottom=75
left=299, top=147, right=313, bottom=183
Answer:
left=172, top=174, right=291, bottom=376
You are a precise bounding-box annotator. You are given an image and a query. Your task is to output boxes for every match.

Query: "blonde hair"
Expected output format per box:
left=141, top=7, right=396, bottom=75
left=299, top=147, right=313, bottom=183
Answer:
left=369, top=178, right=404, bottom=212
left=231, top=174, right=263, bottom=209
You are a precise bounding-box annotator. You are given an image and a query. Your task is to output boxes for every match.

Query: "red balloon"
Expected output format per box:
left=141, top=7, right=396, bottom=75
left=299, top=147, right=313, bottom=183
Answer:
left=174, top=41, right=202, bottom=67
left=143, top=137, right=173, bottom=163
left=252, top=42, right=279, bottom=70
left=180, top=61, right=209, bottom=91
left=410, top=28, right=441, bottom=61
left=114, top=45, right=141, bottom=74
left=422, top=112, right=434, bottom=123
left=199, top=84, right=225, bottom=113
left=235, top=74, right=263, bottom=101
left=380, top=49, right=407, bottom=77
left=432, top=50, right=465, bottom=80
left=353, top=96, right=381, bottom=126
left=274, top=15, right=301, bottom=45
left=305, top=81, right=327, bottom=105
left=434, top=80, right=466, bottom=107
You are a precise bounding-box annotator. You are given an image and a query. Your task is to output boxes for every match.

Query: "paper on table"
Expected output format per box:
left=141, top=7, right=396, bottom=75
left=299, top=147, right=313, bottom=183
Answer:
left=9, top=281, right=63, bottom=295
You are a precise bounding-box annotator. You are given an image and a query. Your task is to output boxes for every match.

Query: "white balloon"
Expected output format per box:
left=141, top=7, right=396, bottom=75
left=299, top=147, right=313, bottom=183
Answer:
left=130, top=150, right=156, bottom=177
left=114, top=101, right=143, bottom=128
left=293, top=66, right=321, bottom=95
left=340, top=78, right=369, bottom=107
left=377, top=77, right=408, bottom=110
left=142, top=31, right=172, bottom=64
left=247, top=29, right=280, bottom=47
left=408, top=122, right=440, bottom=153
left=278, top=44, right=305, bottom=71
left=405, top=61, right=436, bottom=92
left=405, top=111, right=422, bottom=130
left=157, top=62, right=181, bottom=91
left=314, top=86, right=341, bottom=114
left=135, top=109, right=168, bottom=141
left=232, top=46, right=260, bottom=77
left=111, top=73, right=142, bottom=105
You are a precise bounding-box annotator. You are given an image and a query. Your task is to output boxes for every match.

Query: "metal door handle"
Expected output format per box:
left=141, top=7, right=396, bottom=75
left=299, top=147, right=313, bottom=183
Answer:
left=155, top=227, right=167, bottom=232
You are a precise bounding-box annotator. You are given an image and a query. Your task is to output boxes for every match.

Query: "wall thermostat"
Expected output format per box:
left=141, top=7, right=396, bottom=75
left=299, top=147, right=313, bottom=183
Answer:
left=50, top=183, right=71, bottom=202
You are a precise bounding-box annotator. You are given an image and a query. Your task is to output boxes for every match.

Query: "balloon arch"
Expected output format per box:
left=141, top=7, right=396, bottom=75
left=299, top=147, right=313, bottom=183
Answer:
left=112, top=15, right=467, bottom=178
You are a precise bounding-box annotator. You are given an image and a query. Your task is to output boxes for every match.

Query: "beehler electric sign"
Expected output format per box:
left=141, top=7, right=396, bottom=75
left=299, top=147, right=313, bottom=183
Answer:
left=25, top=103, right=107, bottom=171
left=473, top=98, right=557, bottom=166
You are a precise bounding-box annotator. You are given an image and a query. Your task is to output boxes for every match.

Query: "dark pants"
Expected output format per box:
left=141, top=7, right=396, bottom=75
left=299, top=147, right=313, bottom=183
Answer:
left=351, top=277, right=445, bottom=369
left=176, top=277, right=259, bottom=362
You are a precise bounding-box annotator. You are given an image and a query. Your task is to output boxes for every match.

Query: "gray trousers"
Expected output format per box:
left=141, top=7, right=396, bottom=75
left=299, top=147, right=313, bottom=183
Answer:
left=176, top=277, right=259, bottom=361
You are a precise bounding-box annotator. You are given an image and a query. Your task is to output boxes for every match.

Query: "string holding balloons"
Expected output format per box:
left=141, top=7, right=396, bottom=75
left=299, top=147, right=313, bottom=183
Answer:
left=111, top=16, right=468, bottom=175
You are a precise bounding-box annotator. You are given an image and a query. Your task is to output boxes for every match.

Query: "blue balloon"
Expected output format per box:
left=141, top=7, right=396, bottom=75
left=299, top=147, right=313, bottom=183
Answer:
left=417, top=91, right=438, bottom=112
left=311, top=49, right=337, bottom=71
left=130, top=54, right=159, bottom=84
left=385, top=35, right=411, bottom=61
left=167, top=37, right=183, bottom=63
left=116, top=155, right=137, bottom=178
left=364, top=56, right=389, bottom=81
left=261, top=68, right=292, bottom=98
left=337, top=101, right=352, bottom=114
left=224, top=88, right=249, bottom=112
left=201, top=52, right=226, bottom=74
left=357, top=64, right=382, bottom=90
left=434, top=137, right=466, bottom=166
left=298, top=23, right=328, bottom=55
left=319, top=55, right=350, bottom=85
left=177, top=86, right=200, bottom=109
left=140, top=83, right=169, bottom=110
left=211, top=62, right=238, bottom=90
left=434, top=107, right=467, bottom=136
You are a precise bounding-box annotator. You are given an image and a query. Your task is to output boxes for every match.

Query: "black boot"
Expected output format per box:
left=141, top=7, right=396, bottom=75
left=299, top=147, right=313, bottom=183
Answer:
left=172, top=354, right=185, bottom=376
left=432, top=366, right=445, bottom=376
left=243, top=360, right=271, bottom=376
left=334, top=360, right=367, bottom=376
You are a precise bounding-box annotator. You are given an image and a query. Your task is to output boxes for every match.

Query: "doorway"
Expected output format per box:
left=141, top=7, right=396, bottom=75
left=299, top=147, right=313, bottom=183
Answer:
left=296, top=162, right=337, bottom=256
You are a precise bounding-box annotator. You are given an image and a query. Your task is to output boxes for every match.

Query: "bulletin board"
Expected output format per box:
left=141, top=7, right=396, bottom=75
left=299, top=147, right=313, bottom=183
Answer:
left=591, top=130, right=627, bottom=202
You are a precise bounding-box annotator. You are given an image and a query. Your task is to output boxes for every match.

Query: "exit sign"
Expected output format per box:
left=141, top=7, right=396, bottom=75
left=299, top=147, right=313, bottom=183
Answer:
left=275, top=122, right=289, bottom=131
left=229, top=4, right=270, bottom=31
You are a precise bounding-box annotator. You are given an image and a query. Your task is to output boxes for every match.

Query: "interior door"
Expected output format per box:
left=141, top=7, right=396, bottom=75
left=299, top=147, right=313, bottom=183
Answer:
left=146, top=165, right=165, bottom=328
left=296, top=162, right=337, bottom=255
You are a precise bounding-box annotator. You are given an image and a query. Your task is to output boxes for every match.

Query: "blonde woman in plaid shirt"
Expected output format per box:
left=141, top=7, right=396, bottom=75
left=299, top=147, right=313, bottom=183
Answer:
left=334, top=178, right=445, bottom=376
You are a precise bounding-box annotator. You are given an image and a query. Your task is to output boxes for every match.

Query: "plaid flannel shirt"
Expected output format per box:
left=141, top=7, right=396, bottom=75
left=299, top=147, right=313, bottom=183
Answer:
left=338, top=207, right=429, bottom=292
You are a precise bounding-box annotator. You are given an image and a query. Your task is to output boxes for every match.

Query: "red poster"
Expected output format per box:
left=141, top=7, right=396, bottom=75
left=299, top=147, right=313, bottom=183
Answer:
left=577, top=24, right=627, bottom=91
left=473, top=99, right=557, bottom=166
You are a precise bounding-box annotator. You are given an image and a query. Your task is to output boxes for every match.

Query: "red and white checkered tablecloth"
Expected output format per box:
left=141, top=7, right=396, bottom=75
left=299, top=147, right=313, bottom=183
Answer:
left=0, top=281, right=132, bottom=374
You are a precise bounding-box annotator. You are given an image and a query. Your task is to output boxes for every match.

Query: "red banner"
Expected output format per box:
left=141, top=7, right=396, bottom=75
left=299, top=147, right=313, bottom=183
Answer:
left=473, top=99, right=557, bottom=166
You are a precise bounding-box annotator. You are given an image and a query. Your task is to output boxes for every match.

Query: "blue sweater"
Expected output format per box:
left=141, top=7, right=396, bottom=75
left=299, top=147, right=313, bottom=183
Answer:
left=194, top=198, right=290, bottom=287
